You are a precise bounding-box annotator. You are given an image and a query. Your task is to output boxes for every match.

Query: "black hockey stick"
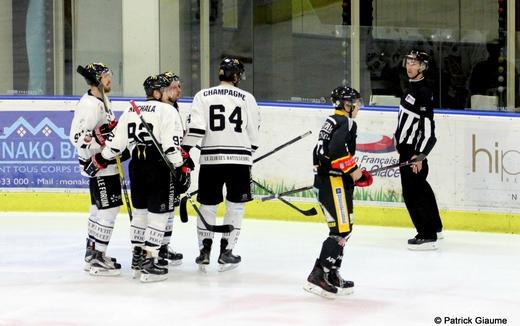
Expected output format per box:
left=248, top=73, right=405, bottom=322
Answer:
left=252, top=180, right=318, bottom=216
left=129, top=100, right=233, bottom=233
left=261, top=185, right=314, bottom=201
left=178, top=130, right=313, bottom=222
left=369, top=155, right=425, bottom=174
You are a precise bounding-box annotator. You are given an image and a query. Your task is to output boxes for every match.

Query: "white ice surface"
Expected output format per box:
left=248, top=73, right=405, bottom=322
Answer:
left=0, top=212, right=519, bottom=326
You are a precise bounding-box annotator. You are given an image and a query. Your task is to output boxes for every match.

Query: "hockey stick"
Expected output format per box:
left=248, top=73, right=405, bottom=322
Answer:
left=369, top=156, right=424, bottom=174
left=115, top=156, right=133, bottom=221
left=100, top=89, right=133, bottom=222
left=252, top=180, right=318, bottom=216
left=179, top=130, right=313, bottom=222
left=129, top=100, right=233, bottom=233
left=260, top=185, right=314, bottom=201
left=77, top=65, right=134, bottom=221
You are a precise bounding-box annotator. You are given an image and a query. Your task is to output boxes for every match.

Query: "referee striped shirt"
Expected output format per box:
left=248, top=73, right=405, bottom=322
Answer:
left=394, top=78, right=437, bottom=156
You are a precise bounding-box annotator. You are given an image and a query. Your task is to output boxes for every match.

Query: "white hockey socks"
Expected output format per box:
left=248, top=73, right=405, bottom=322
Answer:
left=94, top=206, right=119, bottom=252
left=162, top=212, right=174, bottom=245
left=144, top=212, right=169, bottom=257
left=222, top=200, right=244, bottom=251
left=131, top=208, right=148, bottom=247
left=87, top=205, right=98, bottom=241
left=197, top=204, right=217, bottom=249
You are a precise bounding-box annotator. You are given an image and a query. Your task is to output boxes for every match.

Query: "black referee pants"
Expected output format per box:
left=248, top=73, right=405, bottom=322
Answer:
left=399, top=154, right=443, bottom=240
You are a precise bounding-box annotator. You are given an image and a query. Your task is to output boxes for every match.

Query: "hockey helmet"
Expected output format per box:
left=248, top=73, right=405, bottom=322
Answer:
left=143, top=74, right=172, bottom=97
left=77, top=63, right=111, bottom=86
left=402, top=50, right=430, bottom=71
left=218, top=57, right=245, bottom=82
left=330, top=86, right=361, bottom=109
left=161, top=71, right=180, bottom=84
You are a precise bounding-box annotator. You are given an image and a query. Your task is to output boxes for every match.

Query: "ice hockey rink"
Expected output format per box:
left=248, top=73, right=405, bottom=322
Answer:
left=1, top=212, right=519, bottom=326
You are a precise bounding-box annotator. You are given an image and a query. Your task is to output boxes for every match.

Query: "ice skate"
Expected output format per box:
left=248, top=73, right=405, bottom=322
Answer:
left=159, top=244, right=183, bottom=266
left=303, top=260, right=337, bottom=299
left=328, top=269, right=354, bottom=295
left=140, top=256, right=168, bottom=283
left=131, top=246, right=145, bottom=279
left=407, top=237, right=438, bottom=251
left=89, top=251, right=121, bottom=276
left=218, top=239, right=240, bottom=272
left=84, top=238, right=117, bottom=272
left=195, top=239, right=212, bottom=273
left=217, top=250, right=241, bottom=272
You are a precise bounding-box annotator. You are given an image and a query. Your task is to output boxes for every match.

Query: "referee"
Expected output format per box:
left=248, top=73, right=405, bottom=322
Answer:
left=394, top=49, right=443, bottom=250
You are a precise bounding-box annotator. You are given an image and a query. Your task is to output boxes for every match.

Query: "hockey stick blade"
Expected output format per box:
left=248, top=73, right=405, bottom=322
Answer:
left=261, top=185, right=314, bottom=202
left=185, top=194, right=234, bottom=233
left=253, top=180, right=317, bottom=216
left=130, top=100, right=232, bottom=233
left=179, top=195, right=189, bottom=223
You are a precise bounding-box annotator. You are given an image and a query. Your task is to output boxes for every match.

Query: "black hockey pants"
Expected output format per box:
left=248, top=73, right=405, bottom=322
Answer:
left=399, top=152, right=443, bottom=239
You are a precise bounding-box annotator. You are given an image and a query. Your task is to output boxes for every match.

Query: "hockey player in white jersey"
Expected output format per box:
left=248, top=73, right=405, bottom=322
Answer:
left=69, top=63, right=122, bottom=276
left=158, top=71, right=185, bottom=267
left=183, top=57, right=260, bottom=272
left=99, top=72, right=188, bottom=282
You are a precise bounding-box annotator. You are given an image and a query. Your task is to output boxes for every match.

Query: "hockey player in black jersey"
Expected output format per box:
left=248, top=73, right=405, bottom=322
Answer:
left=395, top=50, right=443, bottom=250
left=304, top=86, right=373, bottom=299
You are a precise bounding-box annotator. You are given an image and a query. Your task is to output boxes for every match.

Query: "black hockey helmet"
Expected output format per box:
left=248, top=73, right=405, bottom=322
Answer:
left=219, top=57, right=244, bottom=82
left=402, top=50, right=430, bottom=70
left=143, top=74, right=172, bottom=97
left=161, top=71, right=180, bottom=84
left=77, top=63, right=111, bottom=86
left=330, top=86, right=361, bottom=109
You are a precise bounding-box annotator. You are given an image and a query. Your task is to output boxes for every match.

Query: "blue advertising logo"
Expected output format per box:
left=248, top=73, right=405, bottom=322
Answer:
left=0, top=111, right=87, bottom=188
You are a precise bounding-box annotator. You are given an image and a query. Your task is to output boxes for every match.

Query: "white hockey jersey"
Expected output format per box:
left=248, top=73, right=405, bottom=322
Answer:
left=101, top=100, right=184, bottom=168
left=183, top=83, right=260, bottom=165
left=69, top=91, right=118, bottom=177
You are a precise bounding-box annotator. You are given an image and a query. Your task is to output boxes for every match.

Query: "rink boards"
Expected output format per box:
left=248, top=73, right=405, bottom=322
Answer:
left=0, top=97, right=519, bottom=233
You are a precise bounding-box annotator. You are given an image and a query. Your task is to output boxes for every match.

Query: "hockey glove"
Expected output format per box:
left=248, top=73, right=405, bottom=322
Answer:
left=330, top=154, right=357, bottom=174
left=84, top=153, right=109, bottom=177
left=181, top=147, right=195, bottom=170
left=94, top=120, right=118, bottom=146
left=173, top=166, right=191, bottom=194
left=354, top=170, right=373, bottom=187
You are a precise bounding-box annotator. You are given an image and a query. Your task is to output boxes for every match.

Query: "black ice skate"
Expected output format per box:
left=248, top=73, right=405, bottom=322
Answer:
left=89, top=250, right=121, bottom=276
left=159, top=244, right=183, bottom=266
left=328, top=268, right=354, bottom=295
left=407, top=237, right=438, bottom=251
left=84, top=238, right=117, bottom=272
left=195, top=239, right=212, bottom=273
left=140, top=256, right=168, bottom=283
left=217, top=239, right=241, bottom=272
left=131, top=246, right=146, bottom=279
left=303, top=260, right=338, bottom=299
